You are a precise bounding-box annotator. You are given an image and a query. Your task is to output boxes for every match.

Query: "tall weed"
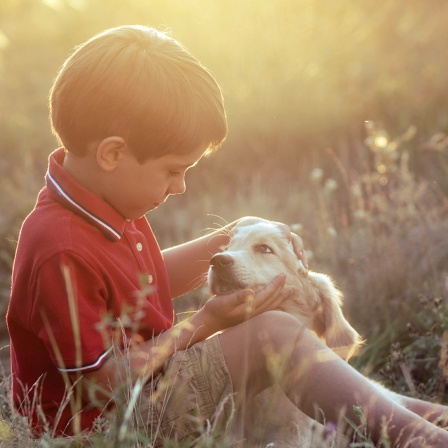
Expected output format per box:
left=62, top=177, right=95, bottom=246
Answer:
left=0, top=124, right=447, bottom=446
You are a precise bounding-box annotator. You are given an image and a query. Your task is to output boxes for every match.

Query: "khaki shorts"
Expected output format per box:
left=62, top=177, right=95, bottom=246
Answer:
left=136, top=335, right=235, bottom=447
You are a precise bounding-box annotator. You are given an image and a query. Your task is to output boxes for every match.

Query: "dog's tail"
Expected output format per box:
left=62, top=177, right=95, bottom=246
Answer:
left=309, top=272, right=364, bottom=361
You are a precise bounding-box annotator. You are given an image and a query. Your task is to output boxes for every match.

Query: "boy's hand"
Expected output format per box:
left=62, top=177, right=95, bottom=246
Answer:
left=200, top=274, right=291, bottom=333
left=272, top=221, right=308, bottom=269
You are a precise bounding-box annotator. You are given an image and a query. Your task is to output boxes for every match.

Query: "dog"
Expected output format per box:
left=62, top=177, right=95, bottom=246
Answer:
left=205, top=221, right=436, bottom=446
left=206, top=220, right=364, bottom=446
left=208, top=220, right=363, bottom=361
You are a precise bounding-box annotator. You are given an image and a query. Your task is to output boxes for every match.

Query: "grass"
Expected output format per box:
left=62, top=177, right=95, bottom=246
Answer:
left=0, top=123, right=447, bottom=446
left=2, top=2, right=448, bottom=444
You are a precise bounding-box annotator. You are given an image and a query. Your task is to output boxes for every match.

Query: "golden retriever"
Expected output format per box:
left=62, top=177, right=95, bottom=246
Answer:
left=208, top=220, right=362, bottom=360
left=207, top=220, right=362, bottom=446
left=206, top=221, right=442, bottom=446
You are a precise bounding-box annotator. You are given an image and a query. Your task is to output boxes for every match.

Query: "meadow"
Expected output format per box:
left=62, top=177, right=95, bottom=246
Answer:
left=1, top=1, right=448, bottom=446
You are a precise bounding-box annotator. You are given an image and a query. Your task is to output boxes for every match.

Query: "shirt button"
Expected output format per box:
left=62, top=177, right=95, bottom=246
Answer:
left=136, top=242, right=143, bottom=251
left=148, top=274, right=153, bottom=284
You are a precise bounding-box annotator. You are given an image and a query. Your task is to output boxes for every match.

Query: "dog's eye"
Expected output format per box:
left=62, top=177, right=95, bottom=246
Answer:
left=256, top=244, right=274, bottom=254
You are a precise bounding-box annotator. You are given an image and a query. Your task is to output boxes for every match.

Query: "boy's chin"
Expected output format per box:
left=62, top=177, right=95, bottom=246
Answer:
left=147, top=203, right=161, bottom=213
left=136, top=203, right=161, bottom=217
left=124, top=204, right=156, bottom=221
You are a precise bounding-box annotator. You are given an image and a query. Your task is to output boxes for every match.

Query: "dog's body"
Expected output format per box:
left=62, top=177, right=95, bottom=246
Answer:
left=208, top=220, right=363, bottom=361
left=206, top=221, right=441, bottom=446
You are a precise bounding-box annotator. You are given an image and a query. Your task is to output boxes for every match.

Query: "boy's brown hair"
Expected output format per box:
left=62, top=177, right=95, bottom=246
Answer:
left=49, top=25, right=227, bottom=161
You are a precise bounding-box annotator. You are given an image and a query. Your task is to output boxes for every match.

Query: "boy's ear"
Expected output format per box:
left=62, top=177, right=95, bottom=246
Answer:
left=96, top=136, right=127, bottom=172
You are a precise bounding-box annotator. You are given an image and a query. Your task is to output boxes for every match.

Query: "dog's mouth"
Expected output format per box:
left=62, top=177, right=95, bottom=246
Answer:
left=210, top=281, right=243, bottom=295
left=208, top=268, right=272, bottom=296
left=208, top=268, right=248, bottom=295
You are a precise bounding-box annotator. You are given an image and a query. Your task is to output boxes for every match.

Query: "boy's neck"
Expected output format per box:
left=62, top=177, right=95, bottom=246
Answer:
left=62, top=150, right=104, bottom=197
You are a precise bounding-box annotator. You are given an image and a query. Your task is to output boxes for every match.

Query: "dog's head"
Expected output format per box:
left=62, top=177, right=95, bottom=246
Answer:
left=208, top=221, right=362, bottom=359
left=208, top=221, right=305, bottom=295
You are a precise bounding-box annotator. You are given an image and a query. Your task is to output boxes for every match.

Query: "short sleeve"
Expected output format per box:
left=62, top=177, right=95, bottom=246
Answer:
left=29, top=251, right=114, bottom=373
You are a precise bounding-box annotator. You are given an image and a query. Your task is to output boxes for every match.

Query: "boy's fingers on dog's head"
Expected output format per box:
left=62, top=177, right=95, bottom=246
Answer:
left=299, top=250, right=309, bottom=269
left=238, top=289, right=254, bottom=304
left=255, top=286, right=290, bottom=315
left=272, top=273, right=286, bottom=286
left=291, top=234, right=309, bottom=268
left=281, top=287, right=294, bottom=298
left=244, top=294, right=255, bottom=317
left=260, top=274, right=286, bottom=299
left=290, top=232, right=303, bottom=250
left=256, top=274, right=286, bottom=294
left=233, top=289, right=257, bottom=319
left=268, top=286, right=293, bottom=308
left=251, top=275, right=286, bottom=310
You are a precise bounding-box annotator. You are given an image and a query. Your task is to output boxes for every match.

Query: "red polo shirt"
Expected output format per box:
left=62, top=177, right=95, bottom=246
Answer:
left=7, top=148, right=174, bottom=435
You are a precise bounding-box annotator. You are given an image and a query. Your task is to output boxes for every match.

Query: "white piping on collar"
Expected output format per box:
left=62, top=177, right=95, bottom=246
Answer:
left=47, top=171, right=121, bottom=240
left=47, top=171, right=122, bottom=241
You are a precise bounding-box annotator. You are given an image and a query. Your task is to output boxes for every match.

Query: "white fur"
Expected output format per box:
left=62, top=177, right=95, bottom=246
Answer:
left=206, top=222, right=415, bottom=446
left=208, top=221, right=362, bottom=360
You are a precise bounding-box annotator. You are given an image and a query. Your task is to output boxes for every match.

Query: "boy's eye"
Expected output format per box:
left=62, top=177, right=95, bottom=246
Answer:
left=255, top=244, right=274, bottom=254
left=169, top=170, right=181, bottom=177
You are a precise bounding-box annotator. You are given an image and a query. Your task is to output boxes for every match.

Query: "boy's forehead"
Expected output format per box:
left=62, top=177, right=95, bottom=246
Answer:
left=159, top=146, right=206, bottom=166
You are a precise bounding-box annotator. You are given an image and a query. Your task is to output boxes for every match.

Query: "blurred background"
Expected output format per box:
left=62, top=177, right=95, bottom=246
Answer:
left=1, top=0, right=448, bottom=398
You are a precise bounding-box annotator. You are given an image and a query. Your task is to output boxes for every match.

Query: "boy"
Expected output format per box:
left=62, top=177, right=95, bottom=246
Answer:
left=7, top=25, right=448, bottom=447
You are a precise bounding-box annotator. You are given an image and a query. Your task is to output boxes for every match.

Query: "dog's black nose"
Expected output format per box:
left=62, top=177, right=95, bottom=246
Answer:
left=210, top=253, right=234, bottom=268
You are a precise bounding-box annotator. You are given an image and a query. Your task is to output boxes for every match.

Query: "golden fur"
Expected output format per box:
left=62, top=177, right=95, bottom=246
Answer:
left=208, top=220, right=362, bottom=360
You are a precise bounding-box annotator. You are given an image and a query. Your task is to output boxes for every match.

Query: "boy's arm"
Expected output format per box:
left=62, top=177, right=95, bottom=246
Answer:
left=73, top=273, right=289, bottom=403
left=161, top=218, right=245, bottom=298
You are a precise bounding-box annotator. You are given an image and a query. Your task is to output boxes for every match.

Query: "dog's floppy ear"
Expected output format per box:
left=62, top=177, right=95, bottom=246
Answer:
left=309, top=272, right=363, bottom=360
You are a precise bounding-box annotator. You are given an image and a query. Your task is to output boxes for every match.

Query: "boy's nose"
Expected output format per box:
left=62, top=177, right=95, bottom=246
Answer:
left=169, top=176, right=186, bottom=195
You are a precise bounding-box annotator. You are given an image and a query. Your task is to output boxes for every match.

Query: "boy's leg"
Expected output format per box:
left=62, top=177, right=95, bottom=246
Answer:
left=137, top=336, right=235, bottom=446
left=218, top=311, right=448, bottom=448
left=389, top=393, right=448, bottom=427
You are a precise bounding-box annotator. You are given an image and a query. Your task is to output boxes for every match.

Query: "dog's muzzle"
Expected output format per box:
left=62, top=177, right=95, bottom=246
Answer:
left=210, top=253, right=234, bottom=269
left=208, top=253, right=246, bottom=294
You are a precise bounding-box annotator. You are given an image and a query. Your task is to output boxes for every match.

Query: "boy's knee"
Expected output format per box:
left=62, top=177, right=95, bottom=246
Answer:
left=249, top=310, right=318, bottom=346
left=252, top=310, right=300, bottom=328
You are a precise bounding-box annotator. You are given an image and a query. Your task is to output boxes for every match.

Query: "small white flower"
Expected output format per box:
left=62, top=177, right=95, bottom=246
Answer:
left=354, top=209, right=367, bottom=220
left=364, top=136, right=374, bottom=148
left=374, top=135, right=388, bottom=148
left=327, top=227, right=337, bottom=237
left=324, top=178, right=338, bottom=192
left=310, top=168, right=323, bottom=182
left=290, top=223, right=303, bottom=233
left=351, top=184, right=362, bottom=197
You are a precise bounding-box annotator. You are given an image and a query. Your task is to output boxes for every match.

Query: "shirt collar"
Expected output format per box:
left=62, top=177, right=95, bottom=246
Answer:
left=45, top=148, right=127, bottom=241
